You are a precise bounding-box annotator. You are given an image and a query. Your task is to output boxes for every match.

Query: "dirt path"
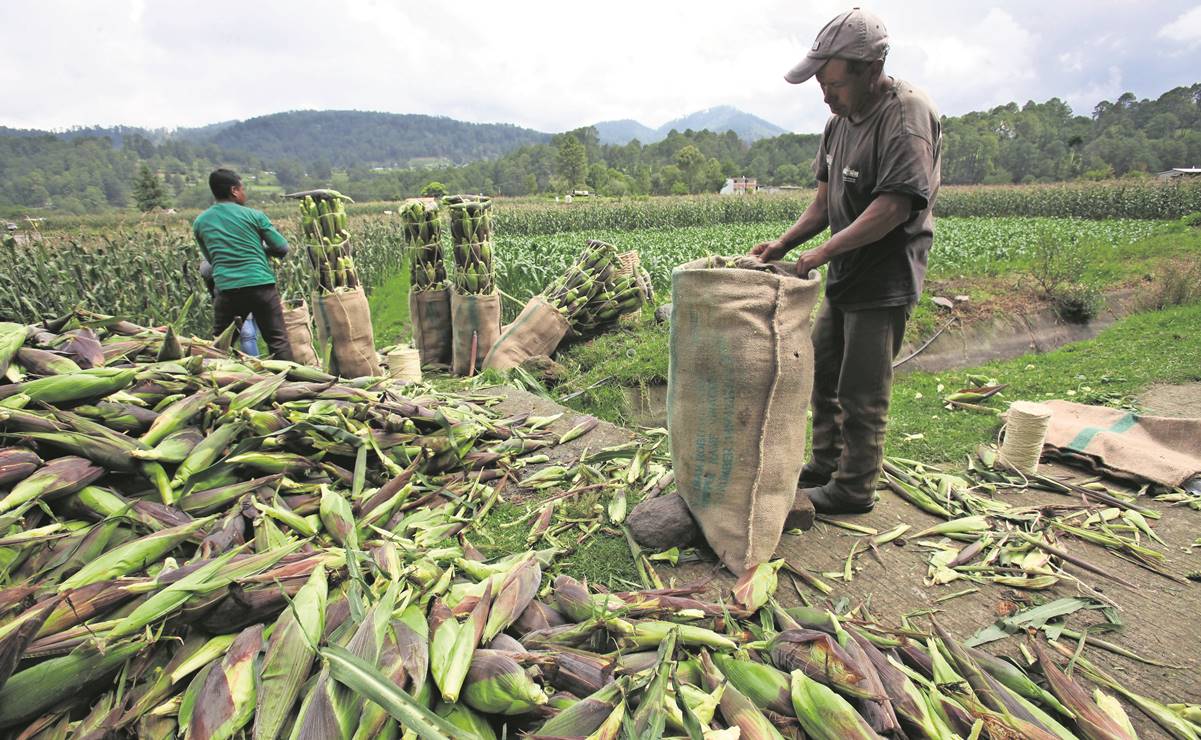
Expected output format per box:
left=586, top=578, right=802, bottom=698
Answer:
left=1139, top=381, right=1201, bottom=418
left=487, top=386, right=1201, bottom=737
left=663, top=462, right=1201, bottom=738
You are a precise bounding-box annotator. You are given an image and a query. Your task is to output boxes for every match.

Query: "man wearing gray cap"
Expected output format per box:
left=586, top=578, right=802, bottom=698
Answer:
left=752, top=8, right=941, bottom=517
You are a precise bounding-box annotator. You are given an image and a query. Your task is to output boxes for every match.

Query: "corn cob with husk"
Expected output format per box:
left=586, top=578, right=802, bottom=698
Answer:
left=443, top=194, right=496, bottom=295
left=402, top=200, right=448, bottom=292
left=297, top=193, right=359, bottom=294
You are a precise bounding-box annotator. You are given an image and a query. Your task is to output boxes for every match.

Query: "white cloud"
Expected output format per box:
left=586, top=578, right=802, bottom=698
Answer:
left=1159, top=5, right=1201, bottom=46
left=0, top=1, right=1198, bottom=135
left=1065, top=65, right=1125, bottom=116
left=897, top=7, right=1038, bottom=113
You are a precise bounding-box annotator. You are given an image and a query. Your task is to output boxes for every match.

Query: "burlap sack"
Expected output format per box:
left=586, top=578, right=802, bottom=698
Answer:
left=409, top=289, right=453, bottom=367
left=282, top=299, right=319, bottom=367
left=668, top=257, right=821, bottom=574
left=315, top=287, right=381, bottom=379
left=483, top=296, right=570, bottom=371
left=450, top=292, right=501, bottom=376
left=1042, top=399, right=1201, bottom=487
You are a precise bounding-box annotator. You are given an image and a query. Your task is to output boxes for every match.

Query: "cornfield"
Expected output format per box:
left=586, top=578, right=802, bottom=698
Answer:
left=0, top=217, right=405, bottom=337
left=2, top=184, right=1186, bottom=336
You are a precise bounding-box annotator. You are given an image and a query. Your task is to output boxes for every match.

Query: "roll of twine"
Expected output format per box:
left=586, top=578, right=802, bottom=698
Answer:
left=998, top=401, right=1053, bottom=475
left=385, top=346, right=422, bottom=384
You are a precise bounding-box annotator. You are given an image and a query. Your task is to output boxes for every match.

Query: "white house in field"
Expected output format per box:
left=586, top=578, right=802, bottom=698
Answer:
left=1156, top=167, right=1201, bottom=180
left=720, top=177, right=758, bottom=195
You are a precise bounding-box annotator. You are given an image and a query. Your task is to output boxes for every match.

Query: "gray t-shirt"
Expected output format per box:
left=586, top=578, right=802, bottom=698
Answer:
left=815, top=78, right=941, bottom=310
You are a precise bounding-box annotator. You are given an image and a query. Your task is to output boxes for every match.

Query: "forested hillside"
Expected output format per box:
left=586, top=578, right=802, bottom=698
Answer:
left=2, top=84, right=1199, bottom=214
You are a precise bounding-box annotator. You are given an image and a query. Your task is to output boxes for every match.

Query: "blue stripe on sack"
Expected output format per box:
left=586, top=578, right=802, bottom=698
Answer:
left=1066, top=411, right=1139, bottom=452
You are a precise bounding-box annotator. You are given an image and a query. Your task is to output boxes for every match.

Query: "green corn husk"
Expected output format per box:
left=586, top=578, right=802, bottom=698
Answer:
left=910, top=515, right=991, bottom=540
left=319, top=485, right=359, bottom=549
left=713, top=652, right=793, bottom=715
left=0, top=641, right=141, bottom=728
left=585, top=698, right=626, bottom=740
left=255, top=564, right=328, bottom=740
left=0, top=455, right=103, bottom=512
left=0, top=322, right=26, bottom=377
left=17, top=430, right=140, bottom=472
left=429, top=595, right=482, bottom=704
left=538, top=678, right=625, bottom=737
left=352, top=627, right=413, bottom=740
left=482, top=555, right=540, bottom=642
left=435, top=702, right=498, bottom=740
left=697, top=650, right=786, bottom=740
left=140, top=389, right=216, bottom=447
left=16, top=346, right=82, bottom=376
left=187, top=624, right=263, bottom=740
left=179, top=473, right=283, bottom=515
left=8, top=367, right=136, bottom=404
left=631, top=626, right=677, bottom=738
left=129, top=426, right=204, bottom=463
left=228, top=371, right=289, bottom=414
left=608, top=619, right=738, bottom=651
left=41, top=517, right=123, bottom=583
left=109, top=542, right=300, bottom=640
left=790, top=668, right=883, bottom=740
left=0, top=594, right=62, bottom=694
left=172, top=420, right=248, bottom=488
left=57, top=515, right=216, bottom=591
left=322, top=645, right=471, bottom=739
left=462, top=649, right=548, bottom=716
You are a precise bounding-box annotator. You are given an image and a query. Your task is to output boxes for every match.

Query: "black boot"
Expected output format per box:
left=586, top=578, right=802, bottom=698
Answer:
left=807, top=484, right=875, bottom=515
left=797, top=465, right=832, bottom=489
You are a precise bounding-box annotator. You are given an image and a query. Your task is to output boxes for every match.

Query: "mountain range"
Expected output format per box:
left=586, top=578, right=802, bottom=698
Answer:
left=1, top=106, right=790, bottom=168
left=592, top=106, right=789, bottom=145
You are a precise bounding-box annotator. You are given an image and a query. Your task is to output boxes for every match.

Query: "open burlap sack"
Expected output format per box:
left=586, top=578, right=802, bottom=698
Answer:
left=483, top=296, right=570, bottom=371
left=668, top=257, right=821, bottom=574
left=316, top=287, right=381, bottom=379
left=450, top=292, right=501, bottom=376
left=409, top=289, right=453, bottom=367
left=282, top=299, right=319, bottom=367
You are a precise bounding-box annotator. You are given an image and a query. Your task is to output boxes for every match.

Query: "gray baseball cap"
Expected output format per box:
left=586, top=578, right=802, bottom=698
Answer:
left=785, top=7, right=889, bottom=84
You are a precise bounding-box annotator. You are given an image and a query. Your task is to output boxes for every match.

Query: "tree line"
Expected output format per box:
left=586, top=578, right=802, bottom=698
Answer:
left=2, top=83, right=1199, bottom=214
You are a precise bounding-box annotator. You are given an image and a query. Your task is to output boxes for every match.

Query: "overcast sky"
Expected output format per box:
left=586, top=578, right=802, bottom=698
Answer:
left=3, top=1, right=1201, bottom=136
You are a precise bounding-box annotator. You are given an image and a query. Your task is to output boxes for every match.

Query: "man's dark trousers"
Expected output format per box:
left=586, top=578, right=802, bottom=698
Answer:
left=213, top=283, right=292, bottom=362
left=804, top=301, right=909, bottom=504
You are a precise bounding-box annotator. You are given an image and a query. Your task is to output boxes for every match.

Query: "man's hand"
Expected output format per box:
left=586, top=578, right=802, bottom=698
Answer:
left=794, top=246, right=830, bottom=277
left=750, top=239, right=784, bottom=261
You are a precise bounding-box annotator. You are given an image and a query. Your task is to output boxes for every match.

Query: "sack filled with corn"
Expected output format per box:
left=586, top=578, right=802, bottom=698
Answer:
left=668, top=257, right=821, bottom=574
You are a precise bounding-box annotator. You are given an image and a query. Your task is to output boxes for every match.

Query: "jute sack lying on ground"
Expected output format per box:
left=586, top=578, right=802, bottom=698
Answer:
left=282, top=299, right=319, bottom=366
left=483, top=296, right=570, bottom=371
left=450, top=292, right=501, bottom=376
left=409, top=289, right=453, bottom=367
left=1042, top=399, right=1201, bottom=487
left=315, top=287, right=381, bottom=379
left=668, top=257, right=821, bottom=574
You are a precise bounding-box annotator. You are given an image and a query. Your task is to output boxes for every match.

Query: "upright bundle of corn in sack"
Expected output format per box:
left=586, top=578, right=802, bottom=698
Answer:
left=668, top=256, right=821, bottom=574
left=294, top=190, right=381, bottom=379
left=444, top=194, right=500, bottom=376
left=402, top=200, right=452, bottom=369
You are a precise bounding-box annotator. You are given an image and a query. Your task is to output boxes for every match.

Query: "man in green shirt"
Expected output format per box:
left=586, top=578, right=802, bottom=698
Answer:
left=193, top=169, right=293, bottom=361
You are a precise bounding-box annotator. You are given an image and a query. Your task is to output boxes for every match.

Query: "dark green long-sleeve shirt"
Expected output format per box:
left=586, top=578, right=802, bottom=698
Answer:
left=192, top=202, right=289, bottom=291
